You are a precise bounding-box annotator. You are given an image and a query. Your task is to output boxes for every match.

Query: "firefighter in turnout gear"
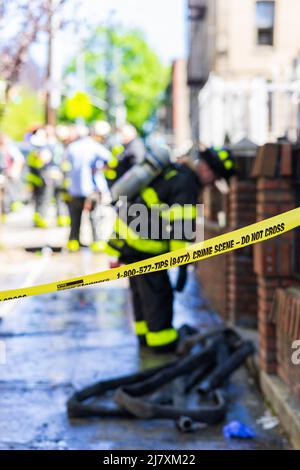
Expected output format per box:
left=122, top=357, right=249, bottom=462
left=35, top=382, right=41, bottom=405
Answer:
left=45, top=125, right=71, bottom=228
left=104, top=141, right=236, bottom=353
left=104, top=124, right=146, bottom=188
left=26, top=128, right=53, bottom=228
left=103, top=143, right=124, bottom=188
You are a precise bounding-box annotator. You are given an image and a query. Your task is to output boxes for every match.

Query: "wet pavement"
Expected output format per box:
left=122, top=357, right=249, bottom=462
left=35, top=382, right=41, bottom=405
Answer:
left=0, top=208, right=291, bottom=450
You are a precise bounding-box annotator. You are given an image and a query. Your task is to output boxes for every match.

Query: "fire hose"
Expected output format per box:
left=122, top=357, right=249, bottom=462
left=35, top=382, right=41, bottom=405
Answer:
left=67, top=328, right=254, bottom=431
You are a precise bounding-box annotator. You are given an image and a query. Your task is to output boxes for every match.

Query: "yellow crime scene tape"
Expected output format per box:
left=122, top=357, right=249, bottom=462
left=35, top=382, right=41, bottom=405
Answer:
left=0, top=207, right=299, bottom=303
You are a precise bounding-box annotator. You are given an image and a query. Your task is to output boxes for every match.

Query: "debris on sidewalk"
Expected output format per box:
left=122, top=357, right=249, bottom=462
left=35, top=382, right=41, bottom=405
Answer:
left=223, top=421, right=256, bottom=439
left=257, top=412, right=280, bottom=430
left=67, top=327, right=255, bottom=433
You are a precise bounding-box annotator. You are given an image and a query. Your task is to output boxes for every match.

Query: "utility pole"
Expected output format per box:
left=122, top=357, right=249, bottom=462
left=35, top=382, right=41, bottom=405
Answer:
left=45, top=0, right=62, bottom=125
left=105, top=10, right=127, bottom=128
left=105, top=10, right=116, bottom=125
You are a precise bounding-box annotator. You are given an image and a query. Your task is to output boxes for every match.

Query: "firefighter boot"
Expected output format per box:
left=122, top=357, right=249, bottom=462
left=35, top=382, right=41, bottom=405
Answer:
left=67, top=239, right=80, bottom=253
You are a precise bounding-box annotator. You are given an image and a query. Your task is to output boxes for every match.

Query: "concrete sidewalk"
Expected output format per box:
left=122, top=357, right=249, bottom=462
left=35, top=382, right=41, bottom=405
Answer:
left=0, top=210, right=291, bottom=450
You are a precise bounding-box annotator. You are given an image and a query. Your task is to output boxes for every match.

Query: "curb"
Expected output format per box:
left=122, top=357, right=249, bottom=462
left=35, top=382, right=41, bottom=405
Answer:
left=238, top=326, right=300, bottom=450
left=260, top=371, right=300, bottom=450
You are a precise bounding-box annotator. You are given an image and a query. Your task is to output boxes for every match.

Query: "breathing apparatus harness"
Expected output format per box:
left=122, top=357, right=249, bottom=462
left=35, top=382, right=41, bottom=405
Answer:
left=110, top=143, right=171, bottom=205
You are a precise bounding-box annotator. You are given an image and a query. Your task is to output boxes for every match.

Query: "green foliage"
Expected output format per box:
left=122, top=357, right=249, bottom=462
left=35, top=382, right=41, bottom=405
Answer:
left=60, top=27, right=170, bottom=131
left=0, top=87, right=43, bottom=140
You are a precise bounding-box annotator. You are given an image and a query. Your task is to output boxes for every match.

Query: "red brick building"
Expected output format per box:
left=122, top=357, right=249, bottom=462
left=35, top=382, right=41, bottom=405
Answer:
left=196, top=140, right=300, bottom=445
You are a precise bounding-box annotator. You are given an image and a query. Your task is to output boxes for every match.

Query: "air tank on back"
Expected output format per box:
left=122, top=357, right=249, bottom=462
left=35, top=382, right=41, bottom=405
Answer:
left=110, top=143, right=171, bottom=204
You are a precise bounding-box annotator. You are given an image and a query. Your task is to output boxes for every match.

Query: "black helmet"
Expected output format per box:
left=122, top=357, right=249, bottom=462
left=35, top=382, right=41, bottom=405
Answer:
left=199, top=146, right=236, bottom=180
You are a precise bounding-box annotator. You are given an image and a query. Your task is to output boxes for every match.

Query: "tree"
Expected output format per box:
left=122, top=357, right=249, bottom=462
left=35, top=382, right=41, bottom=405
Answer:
left=1, top=87, right=44, bottom=140
left=0, top=0, right=72, bottom=91
left=0, top=0, right=72, bottom=125
left=0, top=1, right=47, bottom=94
left=61, top=27, right=170, bottom=132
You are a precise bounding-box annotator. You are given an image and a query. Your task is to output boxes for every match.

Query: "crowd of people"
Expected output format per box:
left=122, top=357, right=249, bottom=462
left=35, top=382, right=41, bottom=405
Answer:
left=1, top=120, right=237, bottom=352
left=0, top=121, right=145, bottom=252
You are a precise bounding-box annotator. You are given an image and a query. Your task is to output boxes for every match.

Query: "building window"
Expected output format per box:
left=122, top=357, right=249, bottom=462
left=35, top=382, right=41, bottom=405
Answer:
left=188, top=0, right=207, bottom=21
left=256, top=1, right=275, bottom=46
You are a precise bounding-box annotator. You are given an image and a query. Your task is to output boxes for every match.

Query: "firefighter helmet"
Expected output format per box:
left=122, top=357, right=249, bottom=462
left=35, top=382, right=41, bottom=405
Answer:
left=199, top=146, right=236, bottom=180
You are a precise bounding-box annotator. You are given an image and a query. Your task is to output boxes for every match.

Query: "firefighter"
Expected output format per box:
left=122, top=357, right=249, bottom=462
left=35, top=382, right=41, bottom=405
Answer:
left=118, top=123, right=145, bottom=168
left=105, top=142, right=198, bottom=353
left=26, top=128, right=53, bottom=228
left=50, top=125, right=73, bottom=228
left=102, top=142, right=236, bottom=353
left=104, top=124, right=146, bottom=188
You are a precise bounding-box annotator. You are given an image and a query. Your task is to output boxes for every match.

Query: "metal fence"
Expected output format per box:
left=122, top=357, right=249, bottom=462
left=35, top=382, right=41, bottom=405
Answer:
left=198, top=73, right=300, bottom=146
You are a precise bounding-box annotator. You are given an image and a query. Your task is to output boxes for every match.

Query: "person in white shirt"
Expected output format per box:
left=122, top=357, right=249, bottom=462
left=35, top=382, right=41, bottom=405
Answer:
left=66, top=124, right=112, bottom=252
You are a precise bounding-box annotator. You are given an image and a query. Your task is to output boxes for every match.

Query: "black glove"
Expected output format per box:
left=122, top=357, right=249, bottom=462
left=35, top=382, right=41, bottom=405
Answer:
left=175, top=265, right=188, bottom=292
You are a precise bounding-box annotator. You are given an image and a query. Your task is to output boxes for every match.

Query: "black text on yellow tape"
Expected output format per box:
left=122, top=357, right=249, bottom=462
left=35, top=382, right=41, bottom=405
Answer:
left=0, top=208, right=299, bottom=302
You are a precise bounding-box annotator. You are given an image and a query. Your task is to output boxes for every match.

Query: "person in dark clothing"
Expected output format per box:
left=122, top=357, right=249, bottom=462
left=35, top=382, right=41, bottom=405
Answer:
left=26, top=129, right=53, bottom=228
left=104, top=124, right=146, bottom=188
left=104, top=144, right=236, bottom=353
left=118, top=124, right=145, bottom=170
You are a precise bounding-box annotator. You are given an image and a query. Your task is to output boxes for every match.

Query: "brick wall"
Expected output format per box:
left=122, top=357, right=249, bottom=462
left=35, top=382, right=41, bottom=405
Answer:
left=202, top=185, right=226, bottom=223
left=253, top=143, right=300, bottom=375
left=271, top=288, right=300, bottom=403
left=195, top=221, right=228, bottom=320
left=227, top=177, right=257, bottom=327
left=196, top=140, right=300, bottom=404
left=197, top=141, right=257, bottom=324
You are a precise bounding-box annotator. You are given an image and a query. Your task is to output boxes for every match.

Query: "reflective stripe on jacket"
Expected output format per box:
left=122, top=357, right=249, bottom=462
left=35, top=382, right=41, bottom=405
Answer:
left=106, top=163, right=200, bottom=262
